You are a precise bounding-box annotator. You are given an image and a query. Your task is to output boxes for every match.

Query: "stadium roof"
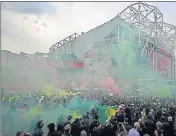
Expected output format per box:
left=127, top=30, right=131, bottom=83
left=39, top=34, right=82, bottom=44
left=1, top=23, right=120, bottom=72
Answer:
left=49, top=2, right=176, bottom=58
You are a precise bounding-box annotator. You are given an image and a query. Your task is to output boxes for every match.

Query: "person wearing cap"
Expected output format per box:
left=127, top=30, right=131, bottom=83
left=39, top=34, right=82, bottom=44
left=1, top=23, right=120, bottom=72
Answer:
left=128, top=122, right=140, bottom=136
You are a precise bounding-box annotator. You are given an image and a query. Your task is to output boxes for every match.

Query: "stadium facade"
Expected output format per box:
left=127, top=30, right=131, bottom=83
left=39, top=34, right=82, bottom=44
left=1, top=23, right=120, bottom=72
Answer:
left=49, top=2, right=176, bottom=81
left=49, top=2, right=176, bottom=84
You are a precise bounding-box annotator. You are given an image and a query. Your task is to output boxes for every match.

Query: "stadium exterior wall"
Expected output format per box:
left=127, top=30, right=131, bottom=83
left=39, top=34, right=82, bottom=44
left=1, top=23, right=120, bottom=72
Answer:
left=149, top=48, right=174, bottom=80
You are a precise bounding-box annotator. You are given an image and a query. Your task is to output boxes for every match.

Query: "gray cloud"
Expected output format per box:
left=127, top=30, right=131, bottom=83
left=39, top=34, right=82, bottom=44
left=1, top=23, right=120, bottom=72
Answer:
left=1, top=19, right=19, bottom=38
left=1, top=2, right=56, bottom=15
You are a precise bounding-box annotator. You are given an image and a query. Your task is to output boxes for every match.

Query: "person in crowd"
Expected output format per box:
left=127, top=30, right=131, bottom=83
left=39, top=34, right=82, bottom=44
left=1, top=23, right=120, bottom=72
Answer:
left=117, top=122, right=127, bottom=136
left=26, top=133, right=32, bottom=136
left=125, top=107, right=132, bottom=126
left=91, top=122, right=101, bottom=136
left=16, top=131, right=26, bottom=136
left=80, top=124, right=87, bottom=136
left=144, top=115, right=156, bottom=136
left=110, top=117, right=118, bottom=136
left=138, top=119, right=147, bottom=136
left=70, top=118, right=81, bottom=136
left=47, top=123, right=61, bottom=136
left=141, top=108, right=146, bottom=121
left=89, top=115, right=100, bottom=134
left=174, top=115, right=176, bottom=135
left=123, top=118, right=132, bottom=133
left=61, top=124, right=72, bottom=136
left=101, top=120, right=114, bottom=136
left=65, top=115, right=73, bottom=125
left=154, top=130, right=164, bottom=136
left=89, top=106, right=98, bottom=123
left=57, top=124, right=64, bottom=134
left=82, top=113, right=90, bottom=135
left=32, top=120, right=44, bottom=136
left=161, top=116, right=174, bottom=136
left=128, top=122, right=140, bottom=136
left=167, top=116, right=175, bottom=136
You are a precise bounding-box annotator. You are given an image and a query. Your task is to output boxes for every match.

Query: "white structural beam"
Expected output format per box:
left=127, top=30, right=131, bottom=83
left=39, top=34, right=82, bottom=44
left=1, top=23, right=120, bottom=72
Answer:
left=115, top=2, right=175, bottom=56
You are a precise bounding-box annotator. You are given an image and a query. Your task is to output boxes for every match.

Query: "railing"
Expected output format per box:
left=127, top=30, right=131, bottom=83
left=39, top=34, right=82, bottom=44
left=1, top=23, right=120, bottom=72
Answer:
left=49, top=33, right=80, bottom=52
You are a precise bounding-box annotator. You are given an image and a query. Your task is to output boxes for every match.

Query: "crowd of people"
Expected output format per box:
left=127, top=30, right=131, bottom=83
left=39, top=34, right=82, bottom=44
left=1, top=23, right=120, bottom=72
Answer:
left=16, top=104, right=176, bottom=136
left=1, top=86, right=176, bottom=136
left=15, top=97, right=176, bottom=136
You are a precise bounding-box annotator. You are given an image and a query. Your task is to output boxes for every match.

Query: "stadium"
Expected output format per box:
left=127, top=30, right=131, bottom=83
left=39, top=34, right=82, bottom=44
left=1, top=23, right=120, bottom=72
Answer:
left=49, top=3, right=176, bottom=83
left=1, top=2, right=176, bottom=92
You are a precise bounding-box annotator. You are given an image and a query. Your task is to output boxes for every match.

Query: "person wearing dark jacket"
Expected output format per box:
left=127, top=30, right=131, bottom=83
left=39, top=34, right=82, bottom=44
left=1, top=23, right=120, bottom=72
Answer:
left=144, top=115, right=156, bottom=136
left=110, top=118, right=117, bottom=136
left=89, top=115, right=99, bottom=134
left=82, top=113, right=90, bottom=133
left=125, top=107, right=132, bottom=126
left=80, top=124, right=87, bottom=136
left=57, top=124, right=64, bottom=134
left=101, top=120, right=114, bottom=136
left=32, top=120, right=44, bottom=136
left=116, top=112, right=124, bottom=123
left=167, top=116, right=175, bottom=136
left=47, top=123, right=61, bottom=136
left=84, top=112, right=91, bottom=136
left=91, top=123, right=101, bottom=136
left=90, top=107, right=98, bottom=123
left=161, top=116, right=175, bottom=136
left=71, top=118, right=81, bottom=136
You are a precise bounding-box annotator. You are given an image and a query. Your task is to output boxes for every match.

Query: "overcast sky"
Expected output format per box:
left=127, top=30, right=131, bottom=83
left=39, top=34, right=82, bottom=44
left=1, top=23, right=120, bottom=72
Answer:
left=1, top=2, right=176, bottom=54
